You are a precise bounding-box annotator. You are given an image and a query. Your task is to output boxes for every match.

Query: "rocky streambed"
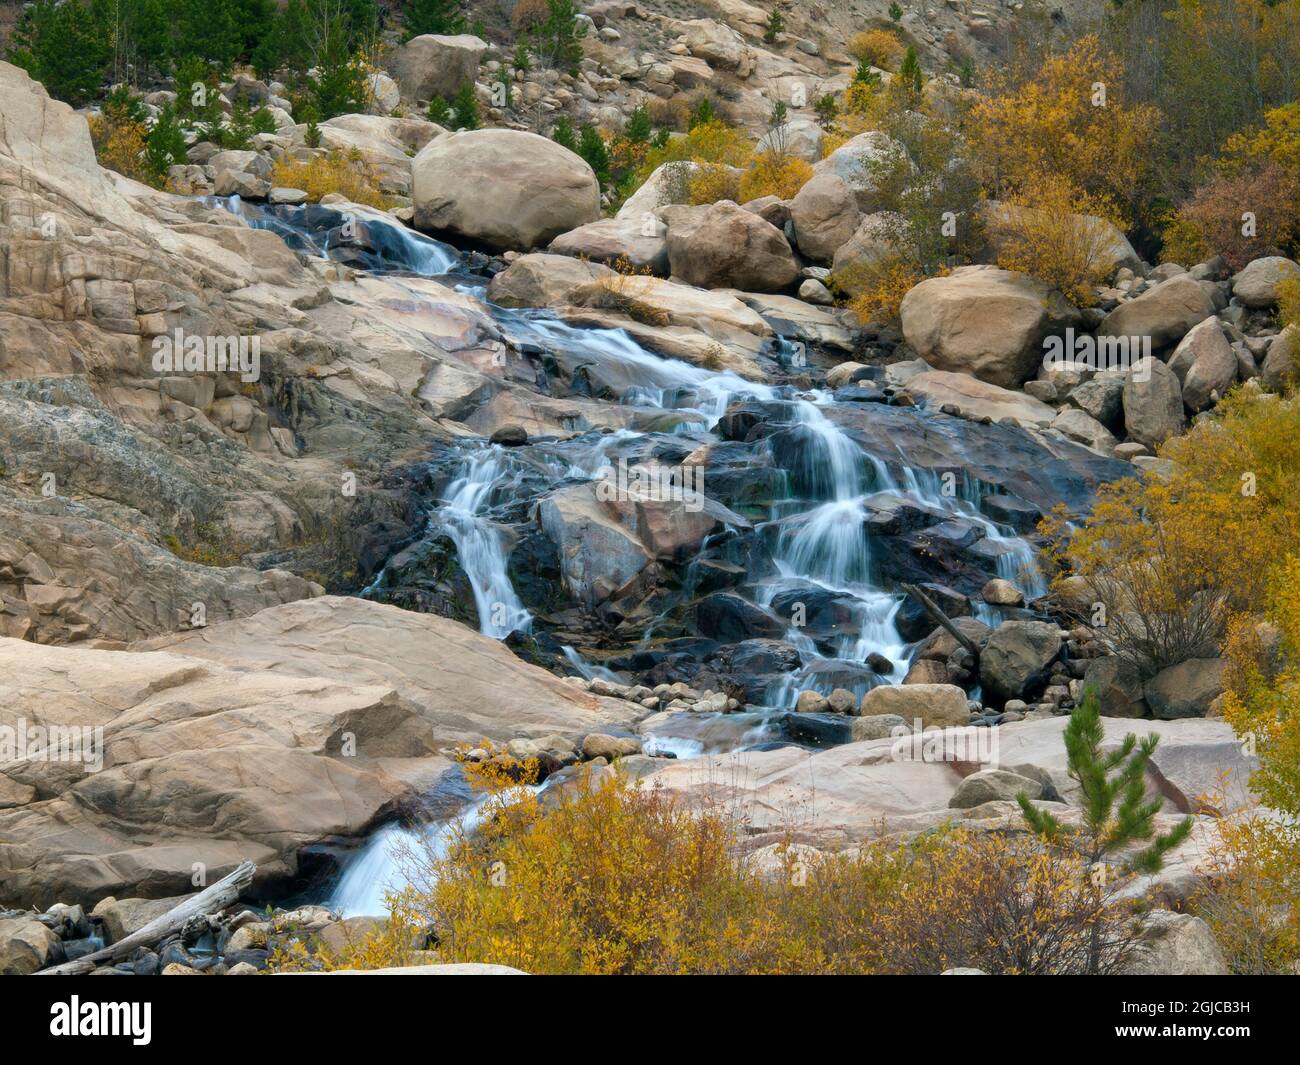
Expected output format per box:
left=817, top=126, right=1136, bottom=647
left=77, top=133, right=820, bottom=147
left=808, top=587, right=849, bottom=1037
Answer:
left=0, top=98, right=1247, bottom=974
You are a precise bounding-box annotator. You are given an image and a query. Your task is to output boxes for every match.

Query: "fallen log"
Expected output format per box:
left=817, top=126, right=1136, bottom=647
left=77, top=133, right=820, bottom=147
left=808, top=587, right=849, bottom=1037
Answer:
left=901, top=582, right=981, bottom=662
left=37, top=861, right=256, bottom=975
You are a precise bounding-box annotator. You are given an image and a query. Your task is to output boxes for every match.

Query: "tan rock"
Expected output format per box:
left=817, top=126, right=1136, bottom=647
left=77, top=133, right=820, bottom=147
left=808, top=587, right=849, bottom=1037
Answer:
left=663, top=201, right=799, bottom=292
left=789, top=173, right=860, bottom=262
left=900, top=266, right=1082, bottom=389
left=858, top=683, right=970, bottom=729
left=413, top=130, right=601, bottom=251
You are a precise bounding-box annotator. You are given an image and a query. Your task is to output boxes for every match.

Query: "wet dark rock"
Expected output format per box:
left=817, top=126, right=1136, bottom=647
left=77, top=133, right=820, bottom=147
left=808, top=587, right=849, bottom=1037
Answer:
left=895, top=582, right=972, bottom=642
left=981, top=493, right=1043, bottom=533
left=833, top=385, right=888, bottom=404
left=692, top=558, right=747, bottom=593
left=695, top=592, right=787, bottom=642
left=489, top=425, right=529, bottom=446
left=768, top=711, right=854, bottom=748
left=222, top=948, right=270, bottom=970
left=724, top=639, right=803, bottom=675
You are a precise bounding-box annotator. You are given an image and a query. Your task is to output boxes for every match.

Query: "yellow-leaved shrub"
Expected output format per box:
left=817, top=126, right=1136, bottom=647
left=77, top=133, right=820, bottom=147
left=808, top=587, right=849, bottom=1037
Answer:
left=990, top=171, right=1124, bottom=306
left=738, top=151, right=814, bottom=202
left=270, top=150, right=392, bottom=208
left=848, top=29, right=904, bottom=70
left=1044, top=390, right=1300, bottom=674
left=967, top=34, right=1158, bottom=225
left=315, top=766, right=1143, bottom=975
left=1192, top=557, right=1300, bottom=973
left=840, top=255, right=930, bottom=326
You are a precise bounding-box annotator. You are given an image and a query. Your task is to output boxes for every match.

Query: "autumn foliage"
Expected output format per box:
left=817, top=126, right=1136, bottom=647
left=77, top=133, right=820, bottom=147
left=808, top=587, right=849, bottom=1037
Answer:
left=989, top=171, right=1124, bottom=307
left=1046, top=390, right=1300, bottom=674
left=294, top=760, right=1149, bottom=975
left=967, top=34, right=1158, bottom=226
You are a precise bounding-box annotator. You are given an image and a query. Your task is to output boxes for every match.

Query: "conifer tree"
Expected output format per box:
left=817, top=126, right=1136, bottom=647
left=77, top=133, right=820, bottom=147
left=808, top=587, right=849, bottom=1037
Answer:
left=403, top=0, right=467, bottom=40
left=452, top=78, right=480, bottom=129
left=578, top=125, right=610, bottom=185
left=1018, top=687, right=1193, bottom=973
left=7, top=0, right=110, bottom=105
left=897, top=45, right=924, bottom=104
left=763, top=9, right=783, bottom=44
left=624, top=104, right=652, bottom=145
left=551, top=115, right=577, bottom=153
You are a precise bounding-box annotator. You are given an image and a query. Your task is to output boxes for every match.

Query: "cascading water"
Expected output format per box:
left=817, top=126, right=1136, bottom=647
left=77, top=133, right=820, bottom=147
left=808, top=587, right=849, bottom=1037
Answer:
left=758, top=399, right=910, bottom=705
left=206, top=198, right=1065, bottom=912
left=436, top=447, right=531, bottom=640
left=328, top=784, right=540, bottom=917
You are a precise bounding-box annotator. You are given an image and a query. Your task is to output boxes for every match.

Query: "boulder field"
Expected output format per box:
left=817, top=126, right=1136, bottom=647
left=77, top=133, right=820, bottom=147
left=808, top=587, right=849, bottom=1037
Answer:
left=0, top=0, right=1291, bottom=978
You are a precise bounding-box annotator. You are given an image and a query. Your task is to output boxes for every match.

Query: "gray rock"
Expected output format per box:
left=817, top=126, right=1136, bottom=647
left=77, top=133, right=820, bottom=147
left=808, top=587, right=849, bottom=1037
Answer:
left=1122, top=357, right=1185, bottom=450
left=1082, top=656, right=1147, bottom=718
left=1098, top=274, right=1216, bottom=350
left=948, top=768, right=1044, bottom=808
left=1231, top=255, right=1300, bottom=308
left=1121, top=910, right=1228, bottom=975
left=979, top=620, right=1063, bottom=703
left=1145, top=658, right=1225, bottom=719
left=851, top=713, right=909, bottom=741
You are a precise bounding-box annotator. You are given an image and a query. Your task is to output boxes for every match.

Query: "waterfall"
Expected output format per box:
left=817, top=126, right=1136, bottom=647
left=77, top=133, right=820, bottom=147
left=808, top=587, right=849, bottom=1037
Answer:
left=436, top=448, right=530, bottom=640
left=329, top=785, right=539, bottom=917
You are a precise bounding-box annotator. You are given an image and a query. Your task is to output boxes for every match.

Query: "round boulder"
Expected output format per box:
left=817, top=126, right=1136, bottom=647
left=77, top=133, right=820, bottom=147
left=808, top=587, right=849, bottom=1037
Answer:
left=900, top=265, right=1082, bottom=389
left=662, top=200, right=799, bottom=292
left=1231, top=256, right=1300, bottom=308
left=413, top=130, right=601, bottom=252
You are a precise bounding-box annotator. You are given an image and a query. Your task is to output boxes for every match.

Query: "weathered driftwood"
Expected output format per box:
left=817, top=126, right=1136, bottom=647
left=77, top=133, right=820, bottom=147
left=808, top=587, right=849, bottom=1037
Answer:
left=901, top=582, right=981, bottom=661
left=37, top=861, right=256, bottom=975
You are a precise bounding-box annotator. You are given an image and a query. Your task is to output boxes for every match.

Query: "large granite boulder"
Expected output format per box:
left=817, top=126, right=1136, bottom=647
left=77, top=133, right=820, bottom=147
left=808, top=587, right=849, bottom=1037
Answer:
left=979, top=620, right=1063, bottom=703
left=387, top=34, right=487, bottom=104
left=900, top=266, right=1081, bottom=389
left=662, top=200, right=799, bottom=292
left=1122, top=357, right=1186, bottom=449
left=1097, top=274, right=1216, bottom=350
left=1231, top=255, right=1300, bottom=308
left=413, top=130, right=601, bottom=251
left=789, top=172, right=860, bottom=262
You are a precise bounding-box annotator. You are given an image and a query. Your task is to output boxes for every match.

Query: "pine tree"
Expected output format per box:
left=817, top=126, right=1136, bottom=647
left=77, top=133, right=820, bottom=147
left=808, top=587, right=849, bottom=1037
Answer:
left=533, top=0, right=586, bottom=74
left=577, top=125, right=610, bottom=185
left=143, top=102, right=189, bottom=183
left=173, top=0, right=242, bottom=71
left=551, top=115, right=577, bottom=152
left=897, top=46, right=924, bottom=104
left=1017, top=687, right=1193, bottom=973
left=624, top=104, right=652, bottom=145
left=763, top=9, right=783, bottom=44
left=814, top=93, right=838, bottom=131
left=427, top=95, right=452, bottom=124
left=403, top=0, right=466, bottom=40
left=307, top=19, right=368, bottom=119
left=7, top=0, right=111, bottom=106
left=452, top=78, right=480, bottom=129
left=889, top=1, right=903, bottom=21
left=687, top=96, right=717, bottom=130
